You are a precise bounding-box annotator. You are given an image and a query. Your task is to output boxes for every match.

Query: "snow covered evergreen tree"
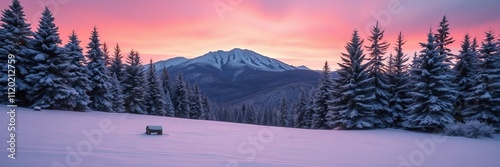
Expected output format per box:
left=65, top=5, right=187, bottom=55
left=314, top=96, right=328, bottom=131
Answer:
left=244, top=103, right=256, bottom=124
left=145, top=59, right=167, bottom=116
left=403, top=29, right=456, bottom=130
left=174, top=73, right=190, bottom=118
left=85, top=27, right=113, bottom=112
left=311, top=62, right=334, bottom=129
left=202, top=96, right=213, bottom=120
left=365, top=22, right=393, bottom=128
left=26, top=7, right=78, bottom=109
left=279, top=94, right=289, bottom=127
left=123, top=50, right=147, bottom=114
left=453, top=34, right=480, bottom=121
left=329, top=29, right=379, bottom=129
left=109, top=44, right=125, bottom=82
left=388, top=32, right=411, bottom=127
left=293, top=89, right=308, bottom=128
left=463, top=30, right=500, bottom=125
left=189, top=85, right=203, bottom=119
left=435, top=15, right=455, bottom=63
left=64, top=31, right=91, bottom=111
left=303, top=90, right=315, bottom=128
left=109, top=72, right=125, bottom=113
left=102, top=42, right=111, bottom=67
left=0, top=0, right=35, bottom=105
left=161, top=68, right=175, bottom=117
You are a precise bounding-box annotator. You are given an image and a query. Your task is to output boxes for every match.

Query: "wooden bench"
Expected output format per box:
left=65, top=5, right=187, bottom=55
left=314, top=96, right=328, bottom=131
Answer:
left=146, top=126, right=163, bottom=135
left=34, top=106, right=41, bottom=111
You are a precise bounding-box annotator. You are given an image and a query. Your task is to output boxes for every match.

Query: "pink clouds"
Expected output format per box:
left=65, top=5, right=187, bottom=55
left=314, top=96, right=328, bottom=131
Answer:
left=1, top=0, right=499, bottom=69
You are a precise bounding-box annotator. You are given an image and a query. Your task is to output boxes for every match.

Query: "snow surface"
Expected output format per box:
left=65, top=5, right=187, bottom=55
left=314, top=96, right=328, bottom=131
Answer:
left=1, top=106, right=500, bottom=167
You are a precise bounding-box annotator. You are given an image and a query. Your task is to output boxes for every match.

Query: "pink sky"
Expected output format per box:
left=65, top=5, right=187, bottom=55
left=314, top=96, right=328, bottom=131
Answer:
left=1, top=0, right=499, bottom=70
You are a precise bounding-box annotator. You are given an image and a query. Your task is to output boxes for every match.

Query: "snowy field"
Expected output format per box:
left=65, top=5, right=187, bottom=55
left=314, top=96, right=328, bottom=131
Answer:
left=1, top=106, right=500, bottom=167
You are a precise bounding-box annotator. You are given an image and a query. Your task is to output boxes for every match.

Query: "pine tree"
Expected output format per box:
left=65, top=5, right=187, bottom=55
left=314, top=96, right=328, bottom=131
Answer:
left=109, top=72, right=125, bottom=113
left=463, top=30, right=500, bottom=125
left=311, top=62, right=334, bottom=129
left=188, top=85, right=204, bottom=119
left=123, top=50, right=147, bottom=114
left=202, top=96, right=213, bottom=120
left=174, top=73, right=190, bottom=118
left=26, top=7, right=78, bottom=110
left=244, top=103, right=256, bottom=124
left=85, top=26, right=113, bottom=112
left=388, top=32, right=411, bottom=127
left=0, top=0, right=35, bottom=105
left=145, top=59, right=167, bottom=116
left=435, top=15, right=455, bottom=63
left=365, top=21, right=393, bottom=128
left=403, top=29, right=456, bottom=130
left=161, top=68, right=175, bottom=117
left=303, top=90, right=315, bottom=128
left=64, top=31, right=91, bottom=111
left=293, top=89, right=308, bottom=128
left=109, top=44, right=125, bottom=82
left=410, top=52, right=420, bottom=70
left=102, top=42, right=111, bottom=67
left=279, top=94, right=289, bottom=127
left=329, top=29, right=378, bottom=129
left=453, top=34, right=480, bottom=122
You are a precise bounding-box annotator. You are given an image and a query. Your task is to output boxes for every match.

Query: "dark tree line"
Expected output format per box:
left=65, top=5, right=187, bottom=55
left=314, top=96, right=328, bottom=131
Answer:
left=291, top=16, right=500, bottom=131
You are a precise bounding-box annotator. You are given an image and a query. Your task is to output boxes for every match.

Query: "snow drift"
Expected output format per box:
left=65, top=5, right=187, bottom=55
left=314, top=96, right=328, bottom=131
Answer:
left=1, top=106, right=499, bottom=167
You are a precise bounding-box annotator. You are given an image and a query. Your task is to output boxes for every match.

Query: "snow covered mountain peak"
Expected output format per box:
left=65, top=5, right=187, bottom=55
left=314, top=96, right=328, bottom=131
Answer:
left=185, top=48, right=297, bottom=72
left=154, top=57, right=189, bottom=69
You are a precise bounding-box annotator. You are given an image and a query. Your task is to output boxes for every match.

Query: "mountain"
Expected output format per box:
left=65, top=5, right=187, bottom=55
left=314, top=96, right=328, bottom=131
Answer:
left=154, top=48, right=320, bottom=106
left=154, top=57, right=189, bottom=69
left=296, top=65, right=312, bottom=70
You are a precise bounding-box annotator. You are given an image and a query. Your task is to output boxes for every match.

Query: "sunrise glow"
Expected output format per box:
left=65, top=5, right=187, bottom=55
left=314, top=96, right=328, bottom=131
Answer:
left=2, top=0, right=499, bottom=70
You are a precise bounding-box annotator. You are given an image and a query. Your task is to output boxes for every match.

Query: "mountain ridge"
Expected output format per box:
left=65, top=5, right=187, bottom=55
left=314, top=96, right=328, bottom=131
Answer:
left=154, top=48, right=311, bottom=72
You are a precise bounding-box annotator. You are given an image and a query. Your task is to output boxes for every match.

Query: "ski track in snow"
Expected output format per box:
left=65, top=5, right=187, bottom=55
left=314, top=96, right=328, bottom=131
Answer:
left=1, top=106, right=500, bottom=167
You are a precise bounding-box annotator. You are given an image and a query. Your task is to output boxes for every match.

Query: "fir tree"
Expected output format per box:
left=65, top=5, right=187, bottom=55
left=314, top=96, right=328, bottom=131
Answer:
left=85, top=26, right=113, bottom=112
left=329, top=29, right=378, bottom=129
left=453, top=34, right=480, bottom=121
left=279, top=94, right=289, bottom=127
left=303, top=90, right=315, bottom=128
left=202, top=96, right=213, bottom=120
left=123, top=50, right=147, bottom=114
left=102, top=42, right=111, bottom=67
left=161, top=68, right=175, bottom=117
left=189, top=85, right=203, bottom=119
left=293, top=89, right=308, bottom=128
left=244, top=103, right=256, bottom=124
left=0, top=0, right=35, bottom=105
left=64, top=31, right=91, bottom=111
left=174, top=73, right=190, bottom=118
left=109, top=43, right=125, bottom=82
left=26, top=7, right=78, bottom=110
left=365, top=21, right=393, bottom=127
left=463, top=30, right=500, bottom=125
left=403, top=29, right=456, bottom=130
left=145, top=59, right=167, bottom=116
left=311, top=62, right=334, bottom=129
left=388, top=32, right=411, bottom=127
left=435, top=15, right=455, bottom=63
left=109, top=72, right=125, bottom=113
